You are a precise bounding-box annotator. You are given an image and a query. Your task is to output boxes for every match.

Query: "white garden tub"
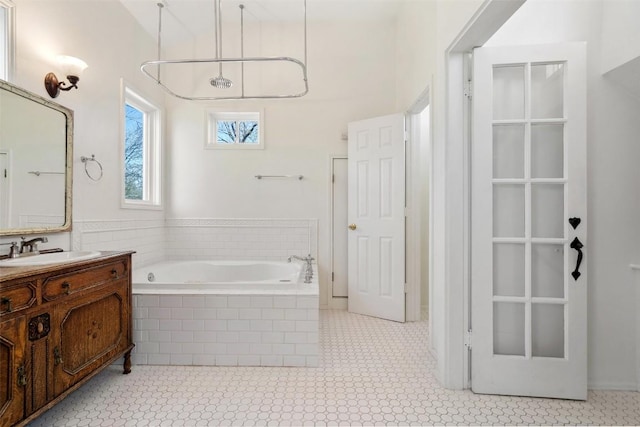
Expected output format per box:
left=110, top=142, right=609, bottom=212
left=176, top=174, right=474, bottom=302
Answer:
left=131, top=260, right=319, bottom=367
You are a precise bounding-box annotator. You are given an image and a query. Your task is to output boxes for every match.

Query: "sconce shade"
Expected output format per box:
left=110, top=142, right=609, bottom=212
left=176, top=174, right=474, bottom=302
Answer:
left=44, top=55, right=88, bottom=98
left=57, top=55, right=88, bottom=77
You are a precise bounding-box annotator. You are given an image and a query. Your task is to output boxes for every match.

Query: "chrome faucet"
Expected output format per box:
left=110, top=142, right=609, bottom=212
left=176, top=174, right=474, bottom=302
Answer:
left=20, top=236, right=48, bottom=255
left=288, top=254, right=315, bottom=283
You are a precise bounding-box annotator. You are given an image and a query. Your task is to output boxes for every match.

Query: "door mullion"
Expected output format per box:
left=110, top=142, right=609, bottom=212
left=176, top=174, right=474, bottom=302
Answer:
left=524, top=61, right=533, bottom=360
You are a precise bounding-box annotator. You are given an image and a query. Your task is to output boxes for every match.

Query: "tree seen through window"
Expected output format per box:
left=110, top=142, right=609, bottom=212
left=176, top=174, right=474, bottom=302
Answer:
left=124, top=104, right=144, bottom=200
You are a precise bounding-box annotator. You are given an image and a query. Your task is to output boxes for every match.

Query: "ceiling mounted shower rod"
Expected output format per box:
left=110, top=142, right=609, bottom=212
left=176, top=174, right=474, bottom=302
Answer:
left=141, top=0, right=309, bottom=101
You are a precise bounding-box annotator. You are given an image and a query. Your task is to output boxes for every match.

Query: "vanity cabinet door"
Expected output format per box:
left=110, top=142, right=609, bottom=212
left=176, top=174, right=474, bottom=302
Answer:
left=0, top=316, right=26, bottom=427
left=53, top=280, right=130, bottom=396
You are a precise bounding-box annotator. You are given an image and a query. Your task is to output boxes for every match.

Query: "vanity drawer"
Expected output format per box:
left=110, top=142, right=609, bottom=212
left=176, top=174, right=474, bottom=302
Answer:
left=42, top=260, right=128, bottom=301
left=0, top=282, right=37, bottom=315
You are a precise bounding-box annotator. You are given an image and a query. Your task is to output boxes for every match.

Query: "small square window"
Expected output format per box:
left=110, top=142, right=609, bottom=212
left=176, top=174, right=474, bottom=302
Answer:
left=207, top=110, right=263, bottom=150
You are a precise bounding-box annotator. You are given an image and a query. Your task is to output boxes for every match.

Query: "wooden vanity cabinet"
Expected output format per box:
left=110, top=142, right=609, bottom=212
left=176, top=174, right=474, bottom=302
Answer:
left=0, top=251, right=134, bottom=427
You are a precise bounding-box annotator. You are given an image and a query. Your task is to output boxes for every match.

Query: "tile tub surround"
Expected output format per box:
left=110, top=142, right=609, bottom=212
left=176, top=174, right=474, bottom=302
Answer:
left=71, top=218, right=318, bottom=266
left=132, top=294, right=319, bottom=367
left=165, top=218, right=319, bottom=262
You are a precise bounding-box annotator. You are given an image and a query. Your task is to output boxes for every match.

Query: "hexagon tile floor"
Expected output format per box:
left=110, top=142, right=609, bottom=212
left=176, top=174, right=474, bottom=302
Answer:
left=29, top=310, right=640, bottom=426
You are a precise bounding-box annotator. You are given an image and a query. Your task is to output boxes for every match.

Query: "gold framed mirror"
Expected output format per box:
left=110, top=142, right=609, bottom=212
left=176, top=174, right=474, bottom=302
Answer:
left=0, top=79, right=73, bottom=236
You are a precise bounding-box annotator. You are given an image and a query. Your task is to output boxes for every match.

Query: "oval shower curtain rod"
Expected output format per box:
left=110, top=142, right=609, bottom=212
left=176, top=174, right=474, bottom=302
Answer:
left=140, top=0, right=309, bottom=101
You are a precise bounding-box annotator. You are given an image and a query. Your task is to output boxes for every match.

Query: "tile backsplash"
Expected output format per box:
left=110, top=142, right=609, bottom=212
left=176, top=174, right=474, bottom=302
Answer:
left=72, top=218, right=318, bottom=267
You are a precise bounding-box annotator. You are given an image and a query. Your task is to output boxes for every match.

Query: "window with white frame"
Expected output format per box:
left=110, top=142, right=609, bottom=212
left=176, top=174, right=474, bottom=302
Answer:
left=121, top=83, right=162, bottom=209
left=0, top=0, right=15, bottom=81
left=207, top=110, right=264, bottom=149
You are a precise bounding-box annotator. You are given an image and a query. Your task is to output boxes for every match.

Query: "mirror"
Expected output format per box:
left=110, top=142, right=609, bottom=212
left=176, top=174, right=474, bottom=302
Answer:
left=0, top=79, right=73, bottom=236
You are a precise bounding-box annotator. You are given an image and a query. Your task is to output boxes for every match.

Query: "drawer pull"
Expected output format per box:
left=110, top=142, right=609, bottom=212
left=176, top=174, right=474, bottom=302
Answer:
left=61, top=282, right=70, bottom=295
left=54, top=346, right=63, bottom=366
left=111, top=268, right=119, bottom=279
left=1, top=297, right=11, bottom=312
left=17, top=365, right=27, bottom=387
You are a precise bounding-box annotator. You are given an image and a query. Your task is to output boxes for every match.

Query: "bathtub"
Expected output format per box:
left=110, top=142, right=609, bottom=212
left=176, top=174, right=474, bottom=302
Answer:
left=130, top=260, right=319, bottom=367
left=132, top=260, right=314, bottom=294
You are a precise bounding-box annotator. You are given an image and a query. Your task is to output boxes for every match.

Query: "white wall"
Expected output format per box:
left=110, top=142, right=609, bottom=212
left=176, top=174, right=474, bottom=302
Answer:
left=0, top=0, right=166, bottom=258
left=485, top=0, right=640, bottom=390
left=164, top=19, right=398, bottom=307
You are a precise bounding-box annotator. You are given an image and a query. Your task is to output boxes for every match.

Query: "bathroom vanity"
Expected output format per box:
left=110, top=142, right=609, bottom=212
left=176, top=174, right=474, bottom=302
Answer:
left=0, top=251, right=134, bottom=427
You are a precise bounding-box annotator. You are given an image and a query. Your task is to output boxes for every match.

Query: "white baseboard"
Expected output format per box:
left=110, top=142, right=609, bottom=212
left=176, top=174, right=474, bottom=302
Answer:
left=587, top=381, right=638, bottom=391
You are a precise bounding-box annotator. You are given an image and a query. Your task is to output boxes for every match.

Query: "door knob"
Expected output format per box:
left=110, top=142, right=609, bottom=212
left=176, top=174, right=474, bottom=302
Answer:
left=348, top=224, right=357, bottom=230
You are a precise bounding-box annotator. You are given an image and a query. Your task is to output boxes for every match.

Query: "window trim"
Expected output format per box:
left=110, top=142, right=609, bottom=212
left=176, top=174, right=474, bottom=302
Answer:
left=0, top=0, right=15, bottom=82
left=206, top=108, right=264, bottom=150
left=120, top=80, right=163, bottom=210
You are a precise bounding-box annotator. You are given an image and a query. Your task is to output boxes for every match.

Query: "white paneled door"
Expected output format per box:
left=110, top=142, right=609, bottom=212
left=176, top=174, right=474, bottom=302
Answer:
left=471, top=43, right=587, bottom=399
left=347, top=114, right=406, bottom=323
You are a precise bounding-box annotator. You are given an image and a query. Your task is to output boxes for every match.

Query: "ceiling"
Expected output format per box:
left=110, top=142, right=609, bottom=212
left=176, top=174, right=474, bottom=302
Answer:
left=120, top=0, right=403, bottom=47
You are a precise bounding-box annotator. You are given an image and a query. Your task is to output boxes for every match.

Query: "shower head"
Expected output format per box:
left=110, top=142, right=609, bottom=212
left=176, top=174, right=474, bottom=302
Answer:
left=210, top=74, right=233, bottom=89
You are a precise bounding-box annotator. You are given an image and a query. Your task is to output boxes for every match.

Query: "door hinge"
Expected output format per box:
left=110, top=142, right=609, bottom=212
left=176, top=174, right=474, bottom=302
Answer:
left=332, top=174, right=335, bottom=183
left=3, top=168, right=6, bottom=178
left=464, top=330, right=472, bottom=350
left=404, top=283, right=408, bottom=294
left=464, top=80, right=473, bottom=99
left=331, top=272, right=334, bottom=282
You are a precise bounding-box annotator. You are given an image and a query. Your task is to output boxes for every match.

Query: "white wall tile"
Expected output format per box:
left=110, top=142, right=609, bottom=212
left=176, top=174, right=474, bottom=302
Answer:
left=238, top=355, right=261, bottom=366
left=183, top=296, right=205, bottom=308
left=217, top=332, right=239, bottom=343
left=216, top=355, right=238, bottom=366
left=171, top=331, right=194, bottom=343
left=283, top=355, right=306, bottom=367
left=148, top=308, right=172, bottom=319
left=203, top=343, right=227, bottom=355
left=238, top=331, right=262, bottom=343
left=261, top=332, right=284, bottom=344
left=217, top=308, right=239, bottom=320
left=285, top=309, right=308, bottom=321
left=260, top=355, right=283, bottom=366
left=160, top=296, right=183, bottom=308
left=181, top=342, right=204, bottom=354
left=228, top=320, right=251, bottom=331
left=250, top=297, right=273, bottom=308
left=182, top=320, right=204, bottom=331
left=228, top=296, right=251, bottom=308
left=204, top=319, right=228, bottom=331
left=171, top=308, right=194, bottom=320
left=262, top=309, right=285, bottom=320
left=273, top=297, right=297, bottom=308
left=238, top=308, right=261, bottom=320
left=251, top=320, right=273, bottom=331
left=148, top=331, right=172, bottom=342
left=273, top=320, right=296, bottom=332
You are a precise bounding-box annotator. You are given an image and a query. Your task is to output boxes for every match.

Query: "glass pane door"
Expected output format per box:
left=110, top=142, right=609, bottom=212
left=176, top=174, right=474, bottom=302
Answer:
left=491, top=61, right=567, bottom=360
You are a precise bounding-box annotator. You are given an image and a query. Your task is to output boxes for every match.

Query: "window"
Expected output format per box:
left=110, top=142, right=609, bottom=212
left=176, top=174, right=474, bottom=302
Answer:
left=0, top=0, right=15, bottom=81
left=121, top=82, right=162, bottom=209
left=207, top=110, right=264, bottom=149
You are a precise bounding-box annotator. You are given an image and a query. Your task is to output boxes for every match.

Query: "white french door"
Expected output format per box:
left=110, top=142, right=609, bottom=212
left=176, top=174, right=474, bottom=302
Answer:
left=347, top=113, right=406, bottom=322
left=471, top=43, right=587, bottom=399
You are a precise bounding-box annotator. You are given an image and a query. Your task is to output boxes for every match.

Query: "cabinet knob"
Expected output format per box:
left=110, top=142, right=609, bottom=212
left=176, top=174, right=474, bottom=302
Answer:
left=1, top=297, right=11, bottom=312
left=111, top=269, right=118, bottom=279
left=61, top=282, right=70, bottom=295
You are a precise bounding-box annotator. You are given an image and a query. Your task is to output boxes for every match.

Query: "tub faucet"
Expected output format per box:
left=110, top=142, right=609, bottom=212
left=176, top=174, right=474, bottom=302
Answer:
left=288, top=254, right=315, bottom=283
left=20, top=236, right=48, bottom=255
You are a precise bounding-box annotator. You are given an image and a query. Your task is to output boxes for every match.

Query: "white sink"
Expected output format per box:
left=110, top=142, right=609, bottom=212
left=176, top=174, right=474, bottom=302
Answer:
left=0, top=251, right=102, bottom=267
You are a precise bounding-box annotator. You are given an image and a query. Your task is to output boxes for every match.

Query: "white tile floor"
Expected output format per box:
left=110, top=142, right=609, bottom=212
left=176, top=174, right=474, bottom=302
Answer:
left=30, top=310, right=640, bottom=426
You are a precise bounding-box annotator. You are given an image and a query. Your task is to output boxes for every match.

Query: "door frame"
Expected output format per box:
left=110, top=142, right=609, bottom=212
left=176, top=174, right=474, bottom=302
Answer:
left=328, top=154, right=348, bottom=310
left=437, top=0, right=526, bottom=389
left=405, top=86, right=431, bottom=323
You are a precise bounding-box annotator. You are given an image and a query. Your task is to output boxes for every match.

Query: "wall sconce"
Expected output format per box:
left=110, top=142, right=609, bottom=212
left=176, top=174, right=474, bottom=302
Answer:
left=44, top=55, right=88, bottom=98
